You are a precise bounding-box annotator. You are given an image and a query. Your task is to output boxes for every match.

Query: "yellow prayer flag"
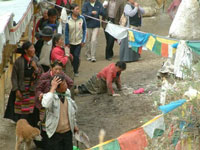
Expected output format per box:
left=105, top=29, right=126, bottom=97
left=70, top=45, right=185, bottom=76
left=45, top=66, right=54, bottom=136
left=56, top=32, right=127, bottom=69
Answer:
left=173, top=48, right=176, bottom=54
left=157, top=37, right=177, bottom=45
left=187, top=137, right=192, bottom=150
left=128, top=31, right=135, bottom=42
left=146, top=36, right=156, bottom=51
left=182, top=103, right=187, bottom=117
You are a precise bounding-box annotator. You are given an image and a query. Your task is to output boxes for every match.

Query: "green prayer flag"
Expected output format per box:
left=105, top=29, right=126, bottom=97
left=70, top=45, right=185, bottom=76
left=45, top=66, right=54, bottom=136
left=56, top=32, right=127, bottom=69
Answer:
left=131, top=46, right=138, bottom=53
left=186, top=41, right=200, bottom=55
left=172, top=131, right=180, bottom=146
left=73, top=146, right=80, bottom=150
left=153, top=129, right=164, bottom=138
left=152, top=40, right=162, bottom=56
left=92, top=139, right=121, bottom=150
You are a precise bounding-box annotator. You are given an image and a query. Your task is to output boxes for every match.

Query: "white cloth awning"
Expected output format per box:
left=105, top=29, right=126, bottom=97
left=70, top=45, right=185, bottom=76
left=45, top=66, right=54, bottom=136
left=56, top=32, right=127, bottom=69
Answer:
left=0, top=12, right=13, bottom=64
left=0, top=0, right=33, bottom=63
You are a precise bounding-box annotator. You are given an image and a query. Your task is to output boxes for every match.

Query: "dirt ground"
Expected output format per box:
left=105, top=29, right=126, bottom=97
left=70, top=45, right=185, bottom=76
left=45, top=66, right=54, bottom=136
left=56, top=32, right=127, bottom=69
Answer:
left=0, top=12, right=172, bottom=150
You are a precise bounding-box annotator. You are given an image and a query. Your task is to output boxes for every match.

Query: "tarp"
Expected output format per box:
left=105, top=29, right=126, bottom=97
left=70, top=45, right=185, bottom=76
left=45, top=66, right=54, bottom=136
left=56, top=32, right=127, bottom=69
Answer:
left=0, top=0, right=33, bottom=63
left=0, top=12, right=13, bottom=63
left=0, top=0, right=33, bottom=45
left=0, top=0, right=32, bottom=23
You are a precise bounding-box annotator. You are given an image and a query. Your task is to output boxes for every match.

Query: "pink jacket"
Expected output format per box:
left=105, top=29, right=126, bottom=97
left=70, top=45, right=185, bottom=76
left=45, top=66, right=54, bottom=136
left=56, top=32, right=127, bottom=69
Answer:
left=51, top=46, right=69, bottom=66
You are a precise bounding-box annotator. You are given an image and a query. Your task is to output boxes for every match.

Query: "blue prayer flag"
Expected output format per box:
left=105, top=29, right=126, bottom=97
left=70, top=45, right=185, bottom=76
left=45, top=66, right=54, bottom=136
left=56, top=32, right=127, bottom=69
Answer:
left=128, top=30, right=151, bottom=48
left=158, top=99, right=186, bottom=114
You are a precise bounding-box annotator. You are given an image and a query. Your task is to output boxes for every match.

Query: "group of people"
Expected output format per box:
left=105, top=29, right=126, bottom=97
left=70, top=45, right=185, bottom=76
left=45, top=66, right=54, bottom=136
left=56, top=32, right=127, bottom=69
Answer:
left=3, top=0, right=144, bottom=149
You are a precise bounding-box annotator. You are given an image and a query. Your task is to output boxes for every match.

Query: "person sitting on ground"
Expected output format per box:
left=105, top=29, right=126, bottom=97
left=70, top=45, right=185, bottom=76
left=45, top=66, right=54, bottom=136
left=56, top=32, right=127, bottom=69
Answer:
left=40, top=8, right=59, bottom=33
left=41, top=74, right=78, bottom=150
left=76, top=61, right=126, bottom=96
left=35, top=26, right=54, bottom=72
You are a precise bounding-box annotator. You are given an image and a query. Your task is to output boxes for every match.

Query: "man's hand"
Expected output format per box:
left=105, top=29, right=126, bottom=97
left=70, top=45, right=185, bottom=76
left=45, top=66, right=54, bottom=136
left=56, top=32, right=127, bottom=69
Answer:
left=74, top=126, right=79, bottom=133
left=16, top=90, right=23, bottom=100
left=103, top=1, right=108, bottom=8
left=70, top=55, right=73, bottom=62
left=112, top=93, right=121, bottom=97
left=50, top=76, right=62, bottom=93
left=39, top=93, right=44, bottom=101
left=65, top=44, right=70, bottom=48
left=92, top=11, right=97, bottom=15
left=134, top=2, right=139, bottom=7
left=81, top=43, right=85, bottom=47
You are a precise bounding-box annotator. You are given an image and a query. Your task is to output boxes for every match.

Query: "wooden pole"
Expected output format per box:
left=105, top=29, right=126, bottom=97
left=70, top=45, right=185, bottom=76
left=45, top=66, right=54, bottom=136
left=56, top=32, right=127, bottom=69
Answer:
left=0, top=74, right=5, bottom=117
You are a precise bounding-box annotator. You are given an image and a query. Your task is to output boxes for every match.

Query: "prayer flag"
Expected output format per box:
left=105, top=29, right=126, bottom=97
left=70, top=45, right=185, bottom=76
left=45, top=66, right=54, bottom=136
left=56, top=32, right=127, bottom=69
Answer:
left=138, top=47, right=142, bottom=54
left=153, top=40, right=162, bottom=56
left=161, top=43, right=169, bottom=57
left=168, top=45, right=174, bottom=58
left=118, top=127, right=148, bottom=150
left=128, top=30, right=150, bottom=48
left=146, top=36, right=156, bottom=51
left=158, top=99, right=186, bottom=114
left=156, top=37, right=177, bottom=45
left=172, top=131, right=180, bottom=146
left=186, top=41, right=200, bottom=55
left=128, top=30, right=135, bottom=42
left=143, top=115, right=165, bottom=138
left=131, top=47, right=138, bottom=53
left=90, top=139, right=120, bottom=150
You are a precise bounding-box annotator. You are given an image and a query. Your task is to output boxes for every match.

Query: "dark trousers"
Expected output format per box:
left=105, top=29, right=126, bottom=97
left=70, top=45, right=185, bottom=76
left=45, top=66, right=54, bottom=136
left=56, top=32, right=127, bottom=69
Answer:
left=70, top=44, right=81, bottom=74
left=45, top=131, right=73, bottom=150
left=104, top=17, right=115, bottom=59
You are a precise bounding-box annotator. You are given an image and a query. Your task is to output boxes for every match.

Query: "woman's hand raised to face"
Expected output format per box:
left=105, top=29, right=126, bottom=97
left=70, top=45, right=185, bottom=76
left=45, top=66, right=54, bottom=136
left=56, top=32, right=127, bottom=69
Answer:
left=50, top=77, right=62, bottom=93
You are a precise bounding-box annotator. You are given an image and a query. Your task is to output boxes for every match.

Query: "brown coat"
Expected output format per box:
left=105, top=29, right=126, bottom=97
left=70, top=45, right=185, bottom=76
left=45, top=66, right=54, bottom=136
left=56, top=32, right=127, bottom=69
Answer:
left=11, top=56, right=43, bottom=92
left=102, top=0, right=125, bottom=28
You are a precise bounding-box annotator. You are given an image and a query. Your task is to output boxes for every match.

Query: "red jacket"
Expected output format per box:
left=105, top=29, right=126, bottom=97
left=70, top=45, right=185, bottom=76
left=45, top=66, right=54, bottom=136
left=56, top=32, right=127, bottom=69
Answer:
left=56, top=0, right=71, bottom=5
left=51, top=46, right=69, bottom=66
left=35, top=70, right=73, bottom=109
left=97, top=63, right=121, bottom=94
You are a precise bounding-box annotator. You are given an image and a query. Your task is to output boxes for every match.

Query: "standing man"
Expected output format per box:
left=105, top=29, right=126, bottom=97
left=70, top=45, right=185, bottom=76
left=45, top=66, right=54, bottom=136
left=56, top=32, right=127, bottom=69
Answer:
left=65, top=4, right=87, bottom=76
left=35, top=26, right=54, bottom=72
left=102, top=0, right=125, bottom=61
left=82, top=0, right=106, bottom=62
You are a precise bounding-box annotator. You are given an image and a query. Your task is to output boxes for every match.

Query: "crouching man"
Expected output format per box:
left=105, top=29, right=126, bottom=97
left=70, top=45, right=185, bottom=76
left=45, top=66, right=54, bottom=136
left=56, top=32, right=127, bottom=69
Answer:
left=77, top=61, right=126, bottom=96
left=42, top=75, right=78, bottom=150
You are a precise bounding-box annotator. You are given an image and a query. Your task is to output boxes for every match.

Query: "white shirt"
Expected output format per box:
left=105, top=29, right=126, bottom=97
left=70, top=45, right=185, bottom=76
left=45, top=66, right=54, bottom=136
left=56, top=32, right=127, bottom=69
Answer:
left=38, top=40, right=52, bottom=66
left=108, top=0, right=116, bottom=18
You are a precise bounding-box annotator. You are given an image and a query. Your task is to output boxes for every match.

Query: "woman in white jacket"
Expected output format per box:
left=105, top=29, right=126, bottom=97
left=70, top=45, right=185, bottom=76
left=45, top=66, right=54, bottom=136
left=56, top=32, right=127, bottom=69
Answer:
left=42, top=74, right=78, bottom=150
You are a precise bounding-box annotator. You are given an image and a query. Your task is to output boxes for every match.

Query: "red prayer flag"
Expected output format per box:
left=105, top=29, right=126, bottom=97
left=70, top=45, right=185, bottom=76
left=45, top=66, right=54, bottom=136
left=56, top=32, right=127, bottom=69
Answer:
left=117, top=127, right=148, bottom=150
left=138, top=47, right=142, bottom=55
left=161, top=43, right=168, bottom=57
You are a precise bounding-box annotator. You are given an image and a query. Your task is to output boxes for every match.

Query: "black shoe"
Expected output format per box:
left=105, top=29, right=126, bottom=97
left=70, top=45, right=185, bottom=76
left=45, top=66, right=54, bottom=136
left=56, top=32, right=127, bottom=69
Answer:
left=106, top=58, right=112, bottom=61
